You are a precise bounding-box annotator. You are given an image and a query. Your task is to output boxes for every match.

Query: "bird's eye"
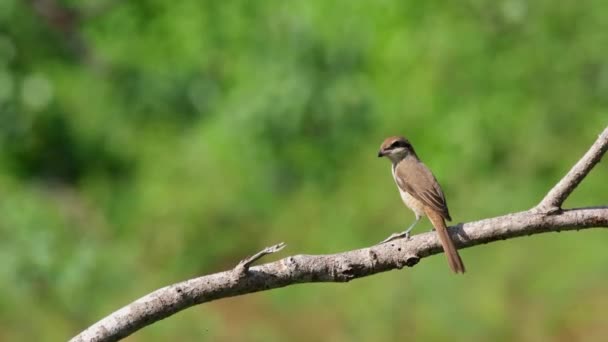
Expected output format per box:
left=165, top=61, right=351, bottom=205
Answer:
left=390, top=141, right=402, bottom=148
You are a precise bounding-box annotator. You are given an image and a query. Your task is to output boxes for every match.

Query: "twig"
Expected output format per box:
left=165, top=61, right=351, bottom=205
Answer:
left=70, top=126, right=608, bottom=342
left=234, top=243, right=286, bottom=275
left=534, top=127, right=608, bottom=213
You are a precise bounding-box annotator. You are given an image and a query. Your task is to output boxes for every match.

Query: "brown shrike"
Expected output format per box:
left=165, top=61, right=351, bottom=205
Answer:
left=378, top=136, right=465, bottom=274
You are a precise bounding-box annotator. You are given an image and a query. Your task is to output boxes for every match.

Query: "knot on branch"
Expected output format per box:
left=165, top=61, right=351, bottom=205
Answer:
left=532, top=205, right=562, bottom=215
left=402, top=254, right=420, bottom=268
left=336, top=262, right=366, bottom=282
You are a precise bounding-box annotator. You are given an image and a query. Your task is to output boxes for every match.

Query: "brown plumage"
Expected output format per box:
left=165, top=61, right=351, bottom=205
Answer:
left=378, top=136, right=465, bottom=274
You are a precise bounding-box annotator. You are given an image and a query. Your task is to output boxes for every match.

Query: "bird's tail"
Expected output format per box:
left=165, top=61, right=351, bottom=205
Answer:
left=425, top=209, right=465, bottom=274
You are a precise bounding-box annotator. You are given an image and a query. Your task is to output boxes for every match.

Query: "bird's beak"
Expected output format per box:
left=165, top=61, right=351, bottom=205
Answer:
left=377, top=150, right=385, bottom=157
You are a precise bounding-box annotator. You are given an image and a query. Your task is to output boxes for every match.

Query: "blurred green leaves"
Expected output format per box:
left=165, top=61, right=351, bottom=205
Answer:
left=0, top=1, right=607, bottom=341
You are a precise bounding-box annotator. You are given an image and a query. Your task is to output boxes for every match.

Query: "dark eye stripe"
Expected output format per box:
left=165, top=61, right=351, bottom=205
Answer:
left=390, top=140, right=409, bottom=148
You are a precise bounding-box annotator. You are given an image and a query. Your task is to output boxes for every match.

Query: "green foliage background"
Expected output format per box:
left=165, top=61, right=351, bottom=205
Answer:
left=1, top=1, right=607, bottom=341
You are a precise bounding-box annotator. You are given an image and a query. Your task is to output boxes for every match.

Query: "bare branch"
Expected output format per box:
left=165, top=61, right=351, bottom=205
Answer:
left=69, top=208, right=608, bottom=342
left=534, top=127, right=608, bottom=213
left=70, top=127, right=608, bottom=342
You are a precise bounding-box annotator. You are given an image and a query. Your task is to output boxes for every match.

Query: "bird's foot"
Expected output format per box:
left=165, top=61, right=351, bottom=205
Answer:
left=376, top=231, right=411, bottom=245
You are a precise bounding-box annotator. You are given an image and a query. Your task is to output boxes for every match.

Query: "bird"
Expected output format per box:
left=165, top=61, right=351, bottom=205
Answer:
left=377, top=136, right=465, bottom=274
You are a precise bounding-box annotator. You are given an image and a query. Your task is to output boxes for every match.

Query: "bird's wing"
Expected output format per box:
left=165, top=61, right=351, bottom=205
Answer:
left=393, top=159, right=451, bottom=221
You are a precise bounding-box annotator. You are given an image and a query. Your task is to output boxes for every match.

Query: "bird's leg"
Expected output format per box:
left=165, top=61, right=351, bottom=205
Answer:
left=377, top=217, right=421, bottom=245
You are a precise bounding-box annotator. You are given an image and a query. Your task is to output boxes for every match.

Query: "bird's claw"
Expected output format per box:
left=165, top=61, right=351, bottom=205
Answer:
left=376, top=231, right=411, bottom=245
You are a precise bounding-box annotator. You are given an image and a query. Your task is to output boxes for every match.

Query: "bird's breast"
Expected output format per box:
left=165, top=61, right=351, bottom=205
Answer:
left=398, top=188, right=426, bottom=217
left=391, top=165, right=426, bottom=217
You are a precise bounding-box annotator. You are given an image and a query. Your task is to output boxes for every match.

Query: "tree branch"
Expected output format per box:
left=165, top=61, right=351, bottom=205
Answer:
left=534, top=127, right=608, bottom=213
left=70, top=126, right=608, bottom=342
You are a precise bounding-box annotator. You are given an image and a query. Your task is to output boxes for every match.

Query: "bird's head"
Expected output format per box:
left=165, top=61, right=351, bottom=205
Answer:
left=378, top=136, right=414, bottom=162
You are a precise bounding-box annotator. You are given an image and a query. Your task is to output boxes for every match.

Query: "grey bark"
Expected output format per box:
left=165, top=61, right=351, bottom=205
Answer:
left=70, top=127, right=608, bottom=342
